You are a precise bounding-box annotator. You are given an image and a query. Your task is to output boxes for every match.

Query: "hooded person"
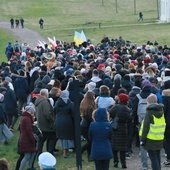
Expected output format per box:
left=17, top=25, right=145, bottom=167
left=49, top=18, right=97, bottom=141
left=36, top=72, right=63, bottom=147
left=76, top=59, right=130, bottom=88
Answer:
left=84, top=82, right=99, bottom=97
left=139, top=94, right=165, bottom=170
left=54, top=89, right=75, bottom=158
left=162, top=79, right=170, bottom=165
left=133, top=79, right=153, bottom=170
left=88, top=108, right=113, bottom=170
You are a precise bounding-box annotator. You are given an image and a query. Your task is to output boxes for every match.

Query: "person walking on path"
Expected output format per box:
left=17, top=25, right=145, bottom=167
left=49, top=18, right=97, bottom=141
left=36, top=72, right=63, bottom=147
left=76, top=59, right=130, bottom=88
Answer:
left=10, top=18, right=14, bottom=29
left=138, top=12, right=143, bottom=21
left=20, top=17, right=24, bottom=28
left=39, top=18, right=44, bottom=29
left=5, top=42, right=13, bottom=61
left=15, top=18, right=19, bottom=28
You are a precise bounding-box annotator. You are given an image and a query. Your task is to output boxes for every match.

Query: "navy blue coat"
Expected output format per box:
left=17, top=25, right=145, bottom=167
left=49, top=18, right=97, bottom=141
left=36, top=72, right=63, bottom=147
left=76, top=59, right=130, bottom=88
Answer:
left=14, top=77, right=29, bottom=99
left=54, top=98, right=74, bottom=140
left=0, top=102, right=6, bottom=124
left=4, top=86, right=17, bottom=114
left=88, top=108, right=113, bottom=160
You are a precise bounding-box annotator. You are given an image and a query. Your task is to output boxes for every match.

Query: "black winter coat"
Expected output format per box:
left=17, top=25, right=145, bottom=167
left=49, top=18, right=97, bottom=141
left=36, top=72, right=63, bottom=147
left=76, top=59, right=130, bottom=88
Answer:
left=162, top=89, right=170, bottom=127
left=14, top=77, right=29, bottom=99
left=108, top=103, right=131, bottom=151
left=54, top=98, right=74, bottom=140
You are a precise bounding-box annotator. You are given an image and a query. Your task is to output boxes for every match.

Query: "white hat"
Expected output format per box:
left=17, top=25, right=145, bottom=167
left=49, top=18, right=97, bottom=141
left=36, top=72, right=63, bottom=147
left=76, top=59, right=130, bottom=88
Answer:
left=38, top=152, right=56, bottom=169
left=88, top=82, right=96, bottom=91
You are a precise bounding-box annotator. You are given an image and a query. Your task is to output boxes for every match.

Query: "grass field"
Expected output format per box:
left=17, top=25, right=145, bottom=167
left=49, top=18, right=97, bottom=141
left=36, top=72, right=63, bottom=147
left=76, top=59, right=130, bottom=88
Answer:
left=0, top=0, right=170, bottom=169
left=1, top=0, right=170, bottom=45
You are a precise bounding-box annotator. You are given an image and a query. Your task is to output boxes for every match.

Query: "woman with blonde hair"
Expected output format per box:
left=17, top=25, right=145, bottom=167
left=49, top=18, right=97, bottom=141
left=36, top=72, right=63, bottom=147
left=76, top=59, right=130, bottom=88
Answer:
left=95, top=85, right=115, bottom=109
left=80, top=91, right=97, bottom=161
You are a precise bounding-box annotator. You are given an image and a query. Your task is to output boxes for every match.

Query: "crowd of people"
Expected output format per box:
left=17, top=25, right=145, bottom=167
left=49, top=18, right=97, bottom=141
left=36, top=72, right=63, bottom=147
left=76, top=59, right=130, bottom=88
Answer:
left=1, top=35, right=170, bottom=170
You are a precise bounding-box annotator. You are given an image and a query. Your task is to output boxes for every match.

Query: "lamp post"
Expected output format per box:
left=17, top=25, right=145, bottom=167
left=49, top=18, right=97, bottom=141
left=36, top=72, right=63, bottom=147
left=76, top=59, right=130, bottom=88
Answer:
left=73, top=80, right=82, bottom=170
left=134, top=0, right=136, bottom=15
left=115, top=0, right=118, bottom=13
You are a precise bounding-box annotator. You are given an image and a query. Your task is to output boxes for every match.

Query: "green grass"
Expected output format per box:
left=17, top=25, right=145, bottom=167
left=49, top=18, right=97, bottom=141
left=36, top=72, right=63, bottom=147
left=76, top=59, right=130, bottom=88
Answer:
left=0, top=0, right=170, bottom=168
left=0, top=28, right=16, bottom=62
left=0, top=118, right=94, bottom=170
left=0, top=0, right=166, bottom=45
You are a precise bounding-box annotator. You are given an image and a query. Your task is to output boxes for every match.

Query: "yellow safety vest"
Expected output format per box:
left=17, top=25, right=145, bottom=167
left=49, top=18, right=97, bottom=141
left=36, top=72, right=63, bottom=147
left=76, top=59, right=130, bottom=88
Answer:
left=139, top=115, right=166, bottom=140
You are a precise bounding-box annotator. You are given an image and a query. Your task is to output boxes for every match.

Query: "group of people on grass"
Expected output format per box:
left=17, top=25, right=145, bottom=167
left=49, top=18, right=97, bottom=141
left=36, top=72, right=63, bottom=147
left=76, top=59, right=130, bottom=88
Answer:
left=1, top=35, right=170, bottom=170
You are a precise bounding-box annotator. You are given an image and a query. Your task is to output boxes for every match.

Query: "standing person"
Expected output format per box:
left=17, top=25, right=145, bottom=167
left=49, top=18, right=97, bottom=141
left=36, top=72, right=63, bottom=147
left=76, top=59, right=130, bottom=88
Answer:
left=162, top=80, right=170, bottom=165
left=138, top=12, right=143, bottom=21
left=34, top=89, right=56, bottom=157
left=95, top=85, right=115, bottom=109
left=14, top=70, right=29, bottom=116
left=108, top=93, right=131, bottom=169
left=3, top=80, right=18, bottom=131
left=0, top=92, right=13, bottom=145
left=20, top=17, right=24, bottom=28
left=39, top=18, right=44, bottom=29
left=10, top=18, right=14, bottom=29
left=80, top=91, right=97, bottom=161
left=18, top=106, right=37, bottom=170
left=89, top=108, right=113, bottom=170
left=5, top=42, right=13, bottom=61
left=54, top=90, right=75, bottom=158
left=15, top=18, right=19, bottom=28
left=139, top=94, right=166, bottom=170
left=133, top=79, right=153, bottom=170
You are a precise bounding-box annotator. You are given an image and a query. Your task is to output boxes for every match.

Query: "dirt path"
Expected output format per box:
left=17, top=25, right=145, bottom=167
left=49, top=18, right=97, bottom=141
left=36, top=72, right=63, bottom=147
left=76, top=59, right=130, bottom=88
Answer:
left=0, top=21, right=46, bottom=49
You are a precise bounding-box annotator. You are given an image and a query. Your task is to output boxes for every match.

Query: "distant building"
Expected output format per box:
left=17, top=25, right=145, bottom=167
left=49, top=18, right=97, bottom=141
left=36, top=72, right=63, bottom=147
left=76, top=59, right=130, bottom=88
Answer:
left=160, top=0, right=170, bottom=22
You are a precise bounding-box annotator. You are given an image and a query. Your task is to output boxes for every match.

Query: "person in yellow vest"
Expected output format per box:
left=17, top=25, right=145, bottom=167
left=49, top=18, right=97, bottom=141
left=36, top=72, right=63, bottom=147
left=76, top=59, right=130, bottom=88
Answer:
left=139, top=94, right=166, bottom=170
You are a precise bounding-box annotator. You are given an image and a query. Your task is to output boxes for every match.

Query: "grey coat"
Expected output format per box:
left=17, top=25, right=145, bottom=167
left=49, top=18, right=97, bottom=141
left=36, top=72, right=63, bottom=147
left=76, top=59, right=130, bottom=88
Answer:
left=35, top=96, right=55, bottom=132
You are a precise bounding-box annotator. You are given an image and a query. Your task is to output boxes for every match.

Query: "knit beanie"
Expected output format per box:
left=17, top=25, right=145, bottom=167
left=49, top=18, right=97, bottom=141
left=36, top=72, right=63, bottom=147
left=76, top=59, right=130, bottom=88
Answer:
left=118, top=93, right=129, bottom=102
left=147, top=94, right=157, bottom=104
left=88, top=82, right=96, bottom=91
left=25, top=106, right=35, bottom=114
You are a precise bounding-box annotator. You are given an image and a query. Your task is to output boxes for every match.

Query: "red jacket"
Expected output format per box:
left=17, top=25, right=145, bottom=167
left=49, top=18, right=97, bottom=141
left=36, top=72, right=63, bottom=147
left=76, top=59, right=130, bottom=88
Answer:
left=19, top=111, right=36, bottom=153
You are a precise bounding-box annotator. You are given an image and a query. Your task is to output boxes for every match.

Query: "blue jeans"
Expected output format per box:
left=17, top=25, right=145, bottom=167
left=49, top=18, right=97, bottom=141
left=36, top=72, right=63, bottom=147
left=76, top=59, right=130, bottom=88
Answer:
left=139, top=124, right=148, bottom=168
left=140, top=145, right=148, bottom=168
left=148, top=150, right=161, bottom=170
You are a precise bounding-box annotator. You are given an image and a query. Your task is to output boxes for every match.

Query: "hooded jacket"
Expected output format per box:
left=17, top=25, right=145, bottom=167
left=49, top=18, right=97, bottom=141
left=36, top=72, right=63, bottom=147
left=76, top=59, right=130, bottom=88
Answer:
left=162, top=89, right=170, bottom=127
left=54, top=97, right=74, bottom=139
left=88, top=108, right=113, bottom=160
left=35, top=96, right=55, bottom=132
left=141, top=103, right=165, bottom=151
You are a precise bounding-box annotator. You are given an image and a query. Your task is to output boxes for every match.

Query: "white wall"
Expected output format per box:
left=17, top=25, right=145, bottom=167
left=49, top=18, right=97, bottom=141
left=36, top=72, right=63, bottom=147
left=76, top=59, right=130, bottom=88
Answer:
left=160, top=0, right=170, bottom=22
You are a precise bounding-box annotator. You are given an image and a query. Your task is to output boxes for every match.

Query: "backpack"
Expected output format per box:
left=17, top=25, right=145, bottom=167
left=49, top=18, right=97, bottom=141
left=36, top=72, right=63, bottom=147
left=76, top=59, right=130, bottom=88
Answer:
left=156, top=92, right=162, bottom=104
left=136, top=93, right=152, bottom=123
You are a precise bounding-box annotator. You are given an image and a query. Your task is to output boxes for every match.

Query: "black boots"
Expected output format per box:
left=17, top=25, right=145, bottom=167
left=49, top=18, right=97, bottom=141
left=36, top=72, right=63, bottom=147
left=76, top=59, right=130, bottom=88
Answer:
left=122, top=164, right=127, bottom=169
